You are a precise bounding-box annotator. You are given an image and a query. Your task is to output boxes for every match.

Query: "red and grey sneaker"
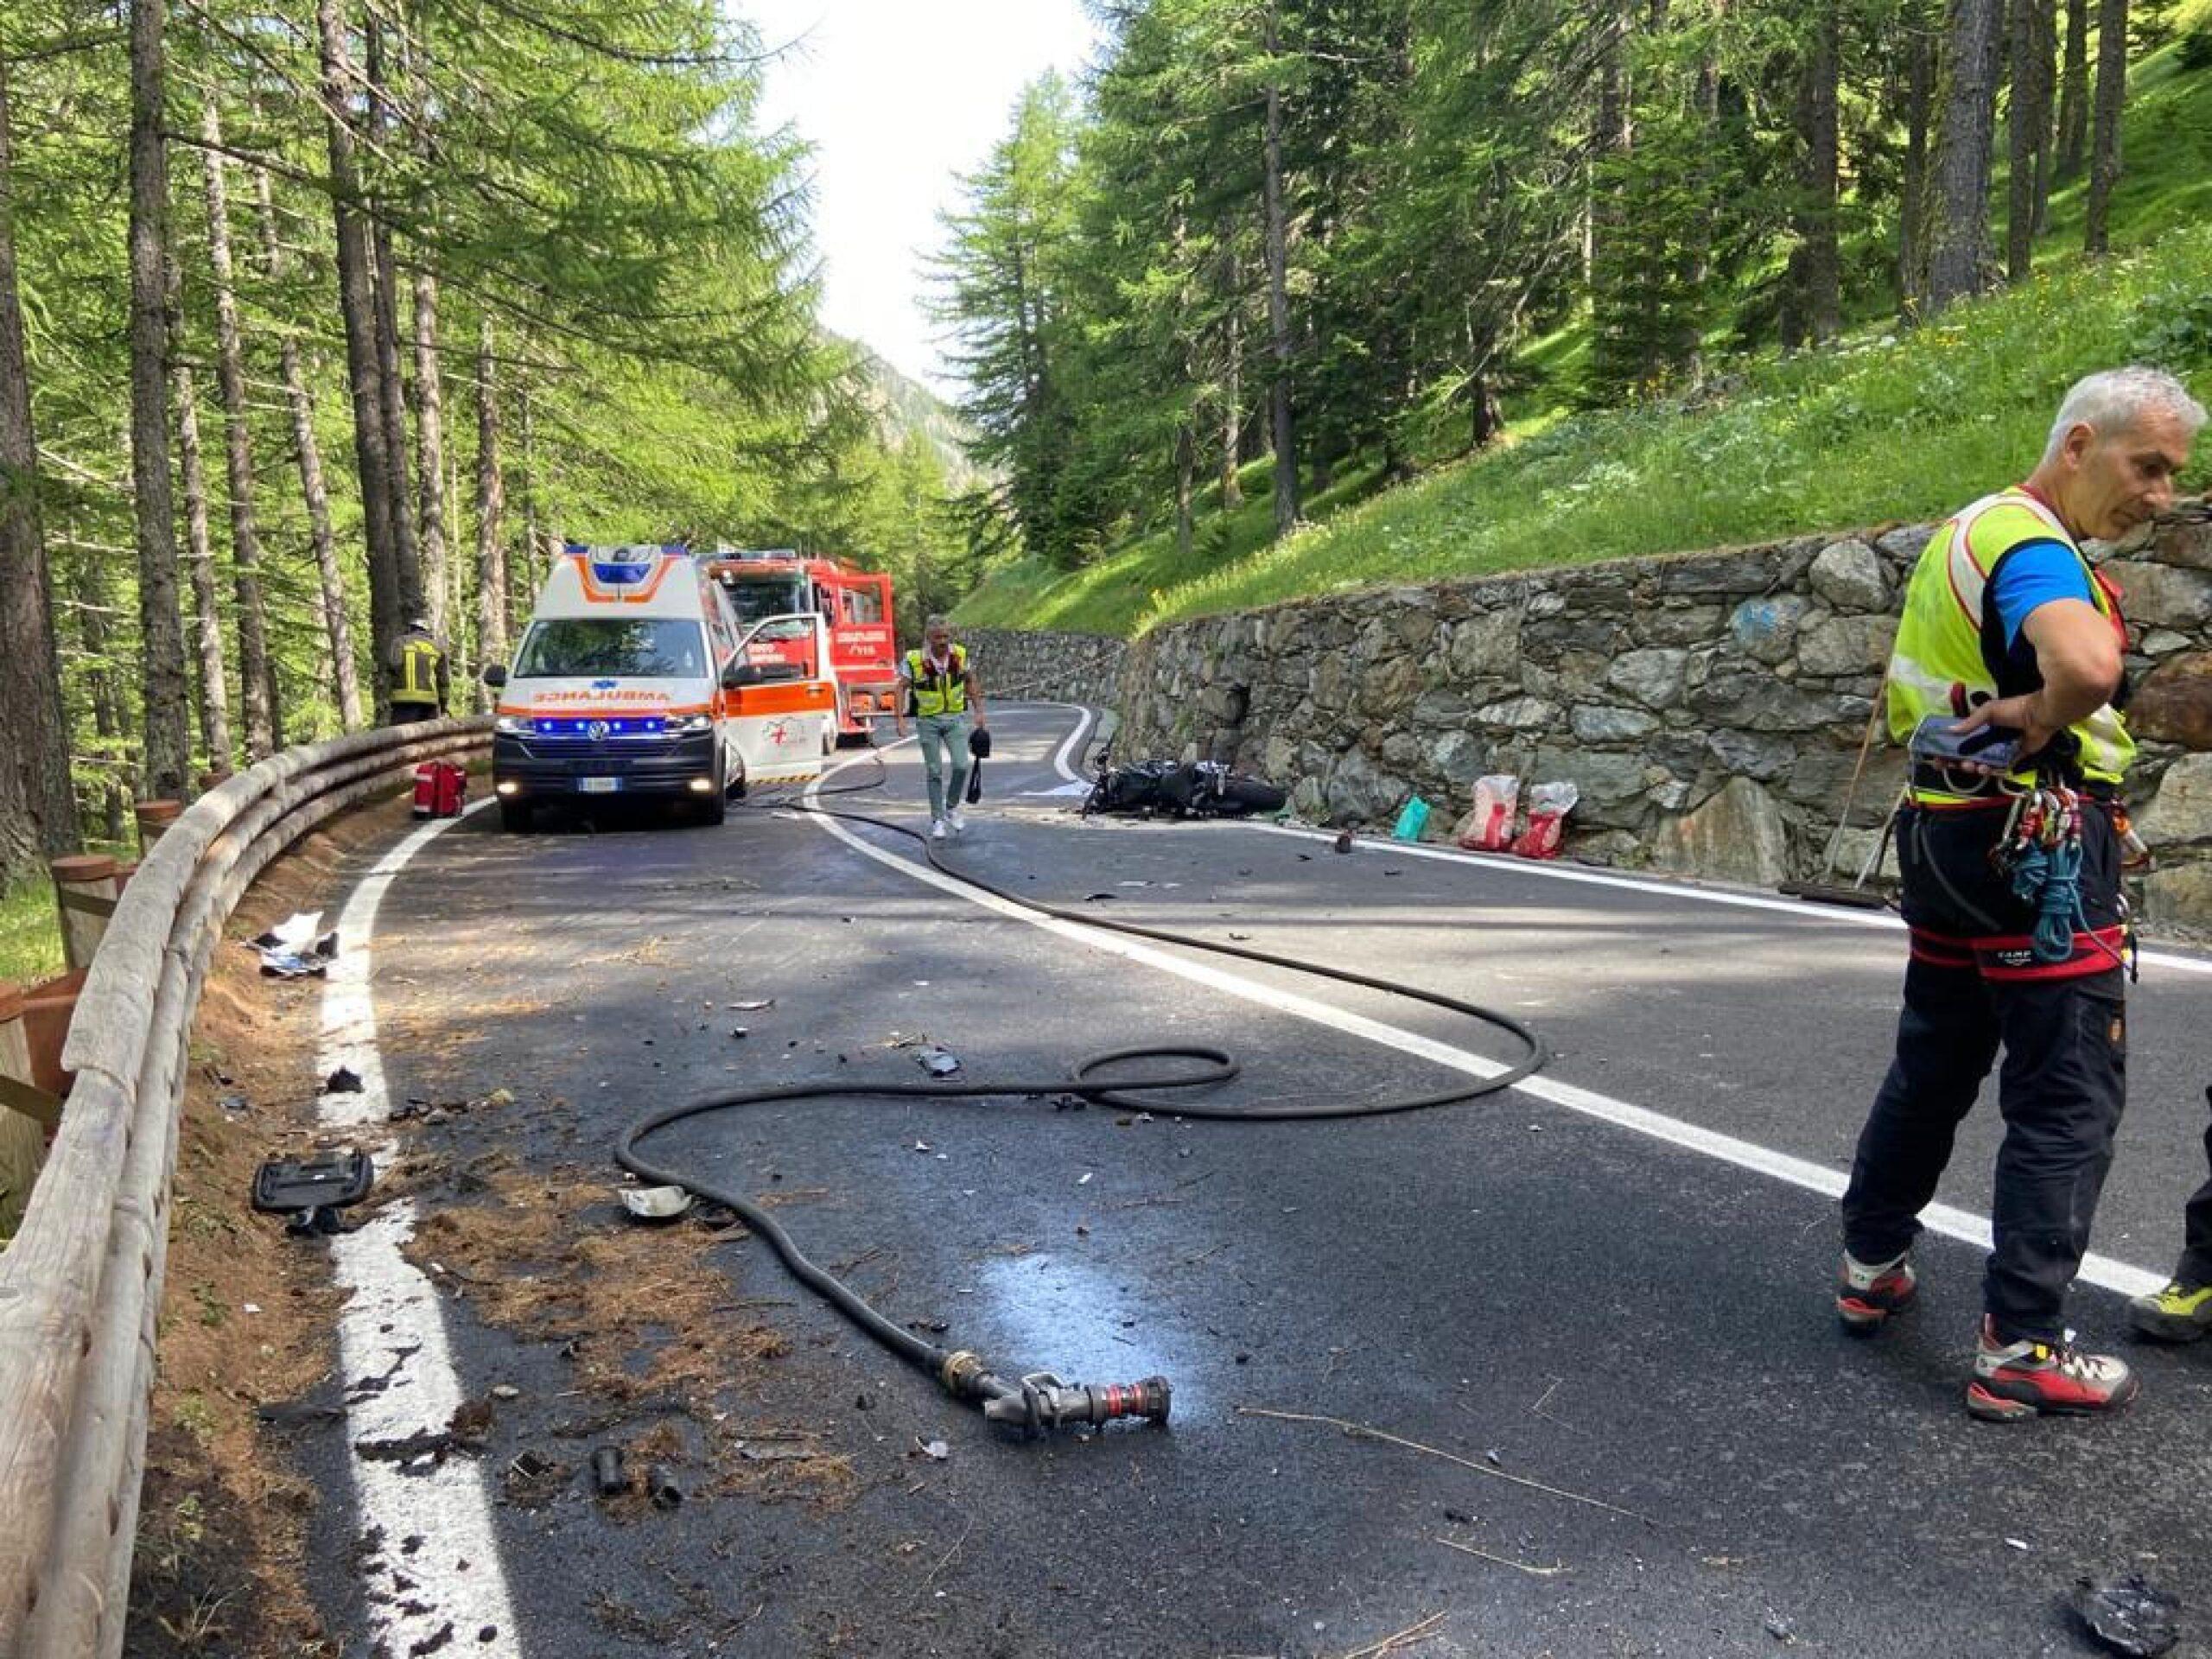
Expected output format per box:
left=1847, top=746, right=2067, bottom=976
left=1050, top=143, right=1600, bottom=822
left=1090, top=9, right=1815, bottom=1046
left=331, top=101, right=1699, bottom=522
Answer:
left=1966, top=1317, right=2140, bottom=1421
left=1836, top=1249, right=1917, bottom=1333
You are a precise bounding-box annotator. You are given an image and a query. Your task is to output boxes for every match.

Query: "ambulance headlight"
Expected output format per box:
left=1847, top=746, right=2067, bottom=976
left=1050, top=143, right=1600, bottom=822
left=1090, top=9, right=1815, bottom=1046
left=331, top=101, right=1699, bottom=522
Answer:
left=671, top=714, right=715, bottom=734
left=494, top=715, right=531, bottom=734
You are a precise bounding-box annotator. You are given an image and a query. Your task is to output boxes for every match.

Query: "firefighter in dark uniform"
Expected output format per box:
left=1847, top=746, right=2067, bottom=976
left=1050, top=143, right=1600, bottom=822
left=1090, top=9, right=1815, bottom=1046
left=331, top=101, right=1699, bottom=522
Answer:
left=388, top=616, right=449, bottom=725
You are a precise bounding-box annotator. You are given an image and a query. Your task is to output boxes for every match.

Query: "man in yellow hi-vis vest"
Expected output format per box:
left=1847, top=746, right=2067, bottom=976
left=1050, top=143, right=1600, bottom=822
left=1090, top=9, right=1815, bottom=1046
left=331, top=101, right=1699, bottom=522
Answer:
left=1836, top=365, right=2202, bottom=1421
left=387, top=616, right=449, bottom=725
left=893, top=614, right=987, bottom=840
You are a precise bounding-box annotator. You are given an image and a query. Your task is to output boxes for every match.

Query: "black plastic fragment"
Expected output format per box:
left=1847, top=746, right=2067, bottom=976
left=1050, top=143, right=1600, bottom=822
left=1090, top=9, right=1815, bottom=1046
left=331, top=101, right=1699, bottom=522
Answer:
left=2070, top=1574, right=2181, bottom=1658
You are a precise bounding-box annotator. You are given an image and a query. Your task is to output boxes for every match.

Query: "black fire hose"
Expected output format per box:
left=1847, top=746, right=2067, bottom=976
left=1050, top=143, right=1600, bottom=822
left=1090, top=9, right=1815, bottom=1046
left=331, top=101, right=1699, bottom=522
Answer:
left=616, top=740, right=1548, bottom=1437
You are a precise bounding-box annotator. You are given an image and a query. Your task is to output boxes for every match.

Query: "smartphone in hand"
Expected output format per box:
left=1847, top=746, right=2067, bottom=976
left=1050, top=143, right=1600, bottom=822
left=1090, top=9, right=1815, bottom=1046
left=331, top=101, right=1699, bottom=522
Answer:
left=1908, top=714, right=2023, bottom=772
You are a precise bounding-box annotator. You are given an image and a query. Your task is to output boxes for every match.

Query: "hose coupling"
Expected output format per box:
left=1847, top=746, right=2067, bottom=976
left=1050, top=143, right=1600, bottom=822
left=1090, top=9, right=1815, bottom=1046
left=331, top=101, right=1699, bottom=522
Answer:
left=939, top=1350, right=989, bottom=1400
left=981, top=1371, right=1172, bottom=1434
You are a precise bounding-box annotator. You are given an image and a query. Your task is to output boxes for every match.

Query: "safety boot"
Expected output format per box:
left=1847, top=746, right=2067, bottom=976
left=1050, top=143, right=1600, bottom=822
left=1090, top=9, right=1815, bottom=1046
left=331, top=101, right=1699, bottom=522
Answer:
left=2128, top=1280, right=2212, bottom=1343
left=1966, top=1318, right=2139, bottom=1421
left=1836, top=1249, right=1916, bottom=1334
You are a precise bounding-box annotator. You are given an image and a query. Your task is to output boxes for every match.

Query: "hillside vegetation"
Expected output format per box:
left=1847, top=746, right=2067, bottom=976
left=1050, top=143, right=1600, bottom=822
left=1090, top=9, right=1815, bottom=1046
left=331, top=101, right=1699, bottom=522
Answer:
left=955, top=43, right=2212, bottom=640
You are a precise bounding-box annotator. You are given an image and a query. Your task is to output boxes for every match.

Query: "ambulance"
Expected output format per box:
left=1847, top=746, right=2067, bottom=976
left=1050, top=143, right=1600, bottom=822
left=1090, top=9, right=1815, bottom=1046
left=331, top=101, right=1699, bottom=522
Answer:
left=484, top=544, right=837, bottom=831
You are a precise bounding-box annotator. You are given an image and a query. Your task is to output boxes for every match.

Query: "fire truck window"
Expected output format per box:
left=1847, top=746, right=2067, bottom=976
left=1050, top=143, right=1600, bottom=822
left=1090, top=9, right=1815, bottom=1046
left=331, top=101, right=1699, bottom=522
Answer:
left=841, top=588, right=883, bottom=624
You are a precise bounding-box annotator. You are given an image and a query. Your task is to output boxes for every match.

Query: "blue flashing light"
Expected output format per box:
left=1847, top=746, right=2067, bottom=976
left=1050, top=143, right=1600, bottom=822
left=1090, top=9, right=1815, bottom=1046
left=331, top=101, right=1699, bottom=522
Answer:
left=588, top=555, right=660, bottom=588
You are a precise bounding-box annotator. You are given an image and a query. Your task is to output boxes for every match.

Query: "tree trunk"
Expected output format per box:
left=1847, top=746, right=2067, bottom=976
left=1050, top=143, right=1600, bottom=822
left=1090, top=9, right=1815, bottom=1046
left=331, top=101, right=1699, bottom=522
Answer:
left=173, top=341, right=229, bottom=769
left=365, top=21, right=424, bottom=625
left=1218, top=240, right=1243, bottom=512
left=0, top=57, right=79, bottom=879
left=73, top=546, right=130, bottom=843
left=199, top=100, right=272, bottom=760
left=2031, top=0, right=2056, bottom=232
left=408, top=25, right=448, bottom=639
left=1898, top=0, right=1936, bottom=308
left=2083, top=0, right=2126, bottom=255
left=1260, top=1, right=1299, bottom=539
left=2005, top=0, right=2050, bottom=281
left=255, top=162, right=362, bottom=729
left=412, top=271, right=448, bottom=636
left=128, top=0, right=191, bottom=798
left=1784, top=0, right=1843, bottom=349
left=1916, top=0, right=2004, bottom=314
left=515, top=382, right=539, bottom=639
left=473, top=317, right=507, bottom=711
left=2056, top=0, right=2088, bottom=175
left=317, top=0, right=403, bottom=715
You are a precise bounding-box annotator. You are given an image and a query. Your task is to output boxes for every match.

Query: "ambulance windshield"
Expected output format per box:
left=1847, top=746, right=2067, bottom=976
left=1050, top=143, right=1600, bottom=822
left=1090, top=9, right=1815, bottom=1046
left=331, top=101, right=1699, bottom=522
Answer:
left=513, top=619, right=708, bottom=678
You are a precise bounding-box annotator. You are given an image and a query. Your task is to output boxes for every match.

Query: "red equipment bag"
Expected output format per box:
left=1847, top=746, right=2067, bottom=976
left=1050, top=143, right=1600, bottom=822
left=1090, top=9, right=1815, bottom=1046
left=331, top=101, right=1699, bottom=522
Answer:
left=411, top=761, right=467, bottom=819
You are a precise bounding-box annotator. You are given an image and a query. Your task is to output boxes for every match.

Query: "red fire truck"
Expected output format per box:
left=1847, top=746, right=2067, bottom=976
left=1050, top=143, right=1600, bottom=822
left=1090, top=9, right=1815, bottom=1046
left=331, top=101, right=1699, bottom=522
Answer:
left=702, top=550, right=899, bottom=739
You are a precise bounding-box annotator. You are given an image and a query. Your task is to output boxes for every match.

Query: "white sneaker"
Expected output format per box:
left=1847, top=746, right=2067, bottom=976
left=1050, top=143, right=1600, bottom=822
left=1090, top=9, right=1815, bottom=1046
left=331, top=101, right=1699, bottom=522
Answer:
left=930, top=818, right=949, bottom=840
left=947, top=810, right=967, bottom=835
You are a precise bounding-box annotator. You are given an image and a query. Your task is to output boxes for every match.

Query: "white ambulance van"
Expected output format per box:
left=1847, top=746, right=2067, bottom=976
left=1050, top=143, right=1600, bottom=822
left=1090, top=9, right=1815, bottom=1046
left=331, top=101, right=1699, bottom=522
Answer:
left=484, top=544, right=836, bottom=831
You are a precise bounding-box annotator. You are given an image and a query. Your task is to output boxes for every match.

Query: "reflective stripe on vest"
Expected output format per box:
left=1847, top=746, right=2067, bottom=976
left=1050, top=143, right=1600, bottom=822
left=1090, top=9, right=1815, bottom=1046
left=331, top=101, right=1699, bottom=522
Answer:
left=397, top=639, right=442, bottom=702
left=906, top=645, right=968, bottom=716
left=1888, top=486, right=2133, bottom=802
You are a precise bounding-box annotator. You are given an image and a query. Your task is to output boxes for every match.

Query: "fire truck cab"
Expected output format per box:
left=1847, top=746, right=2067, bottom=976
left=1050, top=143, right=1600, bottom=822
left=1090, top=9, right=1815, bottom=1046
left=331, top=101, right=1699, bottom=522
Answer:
left=704, top=550, right=899, bottom=738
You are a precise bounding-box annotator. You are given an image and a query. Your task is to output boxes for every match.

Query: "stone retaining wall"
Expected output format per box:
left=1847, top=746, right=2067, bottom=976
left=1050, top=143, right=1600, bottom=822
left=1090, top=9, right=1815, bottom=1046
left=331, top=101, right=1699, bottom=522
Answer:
left=962, top=627, right=1128, bottom=709
left=1105, top=502, right=2212, bottom=927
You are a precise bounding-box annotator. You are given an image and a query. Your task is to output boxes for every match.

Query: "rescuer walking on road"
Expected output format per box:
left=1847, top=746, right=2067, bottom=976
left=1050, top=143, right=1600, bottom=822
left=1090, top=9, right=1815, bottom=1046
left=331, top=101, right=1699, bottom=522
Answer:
left=387, top=616, right=449, bottom=725
left=1835, top=365, right=2203, bottom=1421
left=895, top=615, right=988, bottom=840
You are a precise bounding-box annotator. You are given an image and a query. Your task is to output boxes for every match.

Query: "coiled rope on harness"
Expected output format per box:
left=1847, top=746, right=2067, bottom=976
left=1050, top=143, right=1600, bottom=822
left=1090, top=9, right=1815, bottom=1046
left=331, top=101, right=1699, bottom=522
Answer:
left=618, top=734, right=1548, bottom=1436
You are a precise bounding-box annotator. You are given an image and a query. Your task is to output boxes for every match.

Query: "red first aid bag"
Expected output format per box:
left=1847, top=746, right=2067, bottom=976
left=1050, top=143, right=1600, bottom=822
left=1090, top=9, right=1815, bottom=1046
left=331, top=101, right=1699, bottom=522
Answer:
left=1510, top=781, right=1579, bottom=859
left=1458, top=774, right=1520, bottom=851
left=411, top=761, right=467, bottom=818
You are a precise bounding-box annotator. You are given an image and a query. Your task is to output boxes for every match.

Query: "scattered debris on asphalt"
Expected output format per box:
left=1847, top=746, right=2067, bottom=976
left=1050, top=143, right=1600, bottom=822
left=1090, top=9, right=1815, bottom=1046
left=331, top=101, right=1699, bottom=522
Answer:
left=1762, top=1612, right=1796, bottom=1643
left=246, top=911, right=340, bottom=977
left=590, top=1444, right=628, bottom=1496
left=620, top=1185, right=694, bottom=1222
left=645, top=1465, right=684, bottom=1510
left=323, top=1065, right=364, bottom=1095
left=2070, top=1574, right=2181, bottom=1658
left=1433, top=1536, right=1568, bottom=1578
left=1237, top=1405, right=1649, bottom=1522
left=728, top=998, right=775, bottom=1011
left=912, top=1436, right=950, bottom=1461
left=912, top=1045, right=961, bottom=1077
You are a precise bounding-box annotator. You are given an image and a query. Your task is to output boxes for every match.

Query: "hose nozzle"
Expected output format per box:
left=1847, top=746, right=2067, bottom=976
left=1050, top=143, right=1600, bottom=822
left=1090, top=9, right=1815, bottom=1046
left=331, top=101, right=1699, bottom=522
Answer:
left=981, top=1371, right=1172, bottom=1434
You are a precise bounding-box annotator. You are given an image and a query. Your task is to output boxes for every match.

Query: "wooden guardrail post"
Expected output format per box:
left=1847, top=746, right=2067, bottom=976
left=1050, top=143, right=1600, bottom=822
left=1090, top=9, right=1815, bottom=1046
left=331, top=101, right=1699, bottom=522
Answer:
left=133, top=799, right=181, bottom=857
left=0, top=983, right=54, bottom=1243
left=48, top=856, right=118, bottom=975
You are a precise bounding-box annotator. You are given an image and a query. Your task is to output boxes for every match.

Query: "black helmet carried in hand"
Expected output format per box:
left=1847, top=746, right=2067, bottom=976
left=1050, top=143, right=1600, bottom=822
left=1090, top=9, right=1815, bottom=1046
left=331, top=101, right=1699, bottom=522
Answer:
left=968, top=727, right=992, bottom=759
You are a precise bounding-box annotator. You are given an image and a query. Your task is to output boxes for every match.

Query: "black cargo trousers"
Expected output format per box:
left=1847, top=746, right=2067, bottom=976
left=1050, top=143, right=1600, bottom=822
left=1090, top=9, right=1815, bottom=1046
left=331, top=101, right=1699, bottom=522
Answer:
left=1840, top=794, right=2127, bottom=1344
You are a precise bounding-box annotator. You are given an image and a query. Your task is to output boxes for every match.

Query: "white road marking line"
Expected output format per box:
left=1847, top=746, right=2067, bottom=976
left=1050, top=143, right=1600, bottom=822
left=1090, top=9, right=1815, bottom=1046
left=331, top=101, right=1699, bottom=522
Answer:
left=810, top=739, right=2167, bottom=1301
left=317, top=799, right=521, bottom=1657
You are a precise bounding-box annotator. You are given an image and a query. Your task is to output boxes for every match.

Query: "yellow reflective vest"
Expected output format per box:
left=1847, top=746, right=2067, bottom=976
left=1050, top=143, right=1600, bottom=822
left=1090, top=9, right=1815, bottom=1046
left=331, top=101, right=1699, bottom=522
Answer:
left=1888, top=486, right=2133, bottom=803
left=396, top=637, right=442, bottom=702
left=906, top=645, right=969, bottom=717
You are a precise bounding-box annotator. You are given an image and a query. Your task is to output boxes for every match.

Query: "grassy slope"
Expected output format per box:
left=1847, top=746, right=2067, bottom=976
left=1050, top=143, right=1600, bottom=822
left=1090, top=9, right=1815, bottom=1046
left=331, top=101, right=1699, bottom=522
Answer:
left=958, top=45, right=2212, bottom=639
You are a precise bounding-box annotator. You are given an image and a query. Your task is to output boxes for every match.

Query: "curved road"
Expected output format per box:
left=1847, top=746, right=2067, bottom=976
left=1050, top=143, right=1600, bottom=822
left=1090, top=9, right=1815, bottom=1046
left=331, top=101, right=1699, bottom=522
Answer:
left=291, top=702, right=2212, bottom=1658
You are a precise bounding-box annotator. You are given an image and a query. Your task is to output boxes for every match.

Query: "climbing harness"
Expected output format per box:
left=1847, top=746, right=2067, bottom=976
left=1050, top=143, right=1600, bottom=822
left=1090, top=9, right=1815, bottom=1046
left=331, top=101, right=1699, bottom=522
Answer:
left=1991, top=785, right=2134, bottom=976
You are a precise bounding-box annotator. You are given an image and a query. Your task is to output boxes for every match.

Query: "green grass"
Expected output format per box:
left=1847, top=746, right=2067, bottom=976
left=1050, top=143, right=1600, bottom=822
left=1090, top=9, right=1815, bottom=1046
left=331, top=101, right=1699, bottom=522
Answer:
left=0, top=880, right=63, bottom=988
left=957, top=51, right=2212, bottom=641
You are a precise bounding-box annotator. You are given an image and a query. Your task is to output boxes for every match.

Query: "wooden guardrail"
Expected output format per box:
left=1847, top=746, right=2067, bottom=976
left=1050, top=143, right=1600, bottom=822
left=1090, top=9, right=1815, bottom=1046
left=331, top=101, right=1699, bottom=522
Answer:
left=0, top=717, right=490, bottom=1658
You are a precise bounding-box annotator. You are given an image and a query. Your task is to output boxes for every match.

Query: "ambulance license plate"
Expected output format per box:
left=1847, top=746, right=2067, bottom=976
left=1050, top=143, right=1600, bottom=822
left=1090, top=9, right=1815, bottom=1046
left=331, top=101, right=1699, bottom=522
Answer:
left=579, top=777, right=620, bottom=794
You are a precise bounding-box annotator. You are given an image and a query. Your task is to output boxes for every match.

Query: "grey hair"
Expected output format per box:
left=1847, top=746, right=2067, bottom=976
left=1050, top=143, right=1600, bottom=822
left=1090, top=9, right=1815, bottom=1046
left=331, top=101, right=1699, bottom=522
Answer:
left=924, top=613, right=951, bottom=632
left=2043, top=365, right=2207, bottom=463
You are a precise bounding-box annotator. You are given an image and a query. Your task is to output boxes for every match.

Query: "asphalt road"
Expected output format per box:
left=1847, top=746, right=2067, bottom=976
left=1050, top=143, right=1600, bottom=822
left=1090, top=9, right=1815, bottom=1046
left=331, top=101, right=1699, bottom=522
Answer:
left=290, top=702, right=2212, bottom=1659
